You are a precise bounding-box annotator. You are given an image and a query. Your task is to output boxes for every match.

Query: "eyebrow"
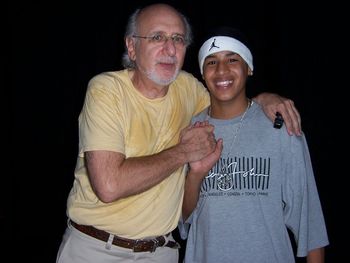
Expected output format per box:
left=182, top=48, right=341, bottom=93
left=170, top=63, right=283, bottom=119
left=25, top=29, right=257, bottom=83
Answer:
left=147, top=30, right=185, bottom=36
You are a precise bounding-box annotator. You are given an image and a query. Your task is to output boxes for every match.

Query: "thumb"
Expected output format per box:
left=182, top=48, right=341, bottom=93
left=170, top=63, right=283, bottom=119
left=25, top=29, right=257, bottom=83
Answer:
left=215, top=138, right=223, bottom=155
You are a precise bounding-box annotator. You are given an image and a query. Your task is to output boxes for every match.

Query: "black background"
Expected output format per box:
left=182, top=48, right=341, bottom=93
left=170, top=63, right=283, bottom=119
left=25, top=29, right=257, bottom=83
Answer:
left=9, top=0, right=346, bottom=262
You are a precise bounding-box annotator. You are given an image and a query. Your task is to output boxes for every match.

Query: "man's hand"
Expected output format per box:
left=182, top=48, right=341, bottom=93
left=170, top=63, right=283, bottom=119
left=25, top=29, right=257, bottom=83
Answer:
left=254, top=92, right=302, bottom=136
left=179, top=121, right=218, bottom=163
left=187, top=121, right=223, bottom=182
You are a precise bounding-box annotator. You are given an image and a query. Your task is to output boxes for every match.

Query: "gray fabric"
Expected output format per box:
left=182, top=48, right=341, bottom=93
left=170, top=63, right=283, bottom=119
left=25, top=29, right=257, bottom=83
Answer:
left=179, top=103, right=329, bottom=263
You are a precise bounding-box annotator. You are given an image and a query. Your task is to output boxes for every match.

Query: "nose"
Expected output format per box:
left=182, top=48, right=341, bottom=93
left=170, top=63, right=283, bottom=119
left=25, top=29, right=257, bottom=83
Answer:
left=216, top=61, right=229, bottom=74
left=164, top=38, right=176, bottom=56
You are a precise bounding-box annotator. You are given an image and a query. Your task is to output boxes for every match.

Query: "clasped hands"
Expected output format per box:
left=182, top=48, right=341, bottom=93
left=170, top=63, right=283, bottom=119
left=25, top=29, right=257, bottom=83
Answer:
left=179, top=121, right=223, bottom=175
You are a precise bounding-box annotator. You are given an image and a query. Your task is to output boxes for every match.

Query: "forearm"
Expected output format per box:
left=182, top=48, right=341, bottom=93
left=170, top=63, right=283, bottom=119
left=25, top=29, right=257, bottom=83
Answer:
left=252, top=92, right=271, bottom=105
left=182, top=172, right=203, bottom=221
left=86, top=146, right=187, bottom=203
left=182, top=137, right=223, bottom=220
left=119, top=150, right=186, bottom=196
left=306, top=247, right=325, bottom=263
left=87, top=124, right=217, bottom=202
left=252, top=92, right=284, bottom=105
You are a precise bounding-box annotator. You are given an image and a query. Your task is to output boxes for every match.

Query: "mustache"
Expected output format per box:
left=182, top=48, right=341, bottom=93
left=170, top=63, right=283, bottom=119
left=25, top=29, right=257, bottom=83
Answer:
left=156, top=57, right=177, bottom=64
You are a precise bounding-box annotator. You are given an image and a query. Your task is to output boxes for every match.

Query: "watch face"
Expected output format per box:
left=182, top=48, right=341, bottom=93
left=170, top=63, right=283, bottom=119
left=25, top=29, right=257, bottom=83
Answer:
left=273, top=112, right=284, bottom=129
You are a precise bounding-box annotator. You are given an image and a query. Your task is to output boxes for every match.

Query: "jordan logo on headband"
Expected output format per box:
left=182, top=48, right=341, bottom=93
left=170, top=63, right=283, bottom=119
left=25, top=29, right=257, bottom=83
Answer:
left=209, top=39, right=219, bottom=51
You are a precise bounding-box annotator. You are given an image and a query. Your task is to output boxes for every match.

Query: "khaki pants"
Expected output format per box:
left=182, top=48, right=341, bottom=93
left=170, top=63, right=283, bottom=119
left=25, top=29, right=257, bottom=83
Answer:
left=56, top=223, right=179, bottom=263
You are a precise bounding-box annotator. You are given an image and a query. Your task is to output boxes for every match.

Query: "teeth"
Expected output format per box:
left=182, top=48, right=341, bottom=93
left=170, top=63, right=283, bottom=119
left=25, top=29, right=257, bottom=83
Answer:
left=216, top=80, right=233, bottom=86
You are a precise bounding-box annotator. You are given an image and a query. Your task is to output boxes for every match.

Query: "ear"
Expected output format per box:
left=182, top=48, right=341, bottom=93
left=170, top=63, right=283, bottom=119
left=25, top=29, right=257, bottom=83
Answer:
left=125, top=37, right=136, bottom=61
left=248, top=68, right=253, bottom=76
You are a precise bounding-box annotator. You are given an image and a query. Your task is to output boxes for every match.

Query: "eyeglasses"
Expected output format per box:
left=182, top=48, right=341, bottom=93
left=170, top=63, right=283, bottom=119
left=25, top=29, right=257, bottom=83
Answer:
left=132, top=33, right=187, bottom=47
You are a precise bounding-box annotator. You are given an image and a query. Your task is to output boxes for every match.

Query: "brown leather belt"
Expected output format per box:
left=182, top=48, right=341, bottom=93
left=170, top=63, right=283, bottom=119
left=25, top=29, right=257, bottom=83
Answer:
left=71, top=221, right=179, bottom=252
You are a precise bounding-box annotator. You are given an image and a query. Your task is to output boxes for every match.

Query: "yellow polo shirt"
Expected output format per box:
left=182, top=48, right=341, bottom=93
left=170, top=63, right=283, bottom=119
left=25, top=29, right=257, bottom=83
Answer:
left=67, top=69, right=209, bottom=239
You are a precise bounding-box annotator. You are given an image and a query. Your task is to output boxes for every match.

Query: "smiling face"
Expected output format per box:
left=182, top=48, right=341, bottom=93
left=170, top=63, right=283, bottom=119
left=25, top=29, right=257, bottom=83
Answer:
left=203, top=50, right=252, bottom=106
left=126, top=4, right=187, bottom=86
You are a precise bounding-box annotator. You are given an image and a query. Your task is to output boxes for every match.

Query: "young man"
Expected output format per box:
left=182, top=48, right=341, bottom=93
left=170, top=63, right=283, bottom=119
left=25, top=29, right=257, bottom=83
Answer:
left=56, top=4, right=302, bottom=263
left=180, top=26, right=329, bottom=263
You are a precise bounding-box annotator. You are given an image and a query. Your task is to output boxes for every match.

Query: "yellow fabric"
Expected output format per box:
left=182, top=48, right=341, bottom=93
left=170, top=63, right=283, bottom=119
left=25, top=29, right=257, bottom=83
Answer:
left=67, top=69, right=209, bottom=239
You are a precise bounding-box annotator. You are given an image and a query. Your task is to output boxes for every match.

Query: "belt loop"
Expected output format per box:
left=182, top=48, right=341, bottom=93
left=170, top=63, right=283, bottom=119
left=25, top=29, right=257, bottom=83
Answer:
left=105, top=234, right=114, bottom=250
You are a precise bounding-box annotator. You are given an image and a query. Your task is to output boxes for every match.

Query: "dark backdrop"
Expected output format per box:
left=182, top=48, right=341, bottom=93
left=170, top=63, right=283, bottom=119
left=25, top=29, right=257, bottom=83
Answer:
left=9, top=0, right=346, bottom=262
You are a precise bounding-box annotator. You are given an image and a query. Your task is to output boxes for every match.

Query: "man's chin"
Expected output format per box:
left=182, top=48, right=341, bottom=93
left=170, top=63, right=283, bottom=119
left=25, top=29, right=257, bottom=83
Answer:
left=154, top=72, right=178, bottom=86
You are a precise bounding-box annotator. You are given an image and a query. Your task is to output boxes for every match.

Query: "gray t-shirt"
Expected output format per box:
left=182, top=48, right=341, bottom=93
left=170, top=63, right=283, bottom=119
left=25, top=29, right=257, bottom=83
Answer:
left=179, top=102, right=329, bottom=263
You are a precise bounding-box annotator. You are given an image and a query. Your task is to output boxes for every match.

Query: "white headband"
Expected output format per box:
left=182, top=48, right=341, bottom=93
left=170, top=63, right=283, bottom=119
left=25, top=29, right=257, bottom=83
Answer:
left=198, top=36, right=253, bottom=75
